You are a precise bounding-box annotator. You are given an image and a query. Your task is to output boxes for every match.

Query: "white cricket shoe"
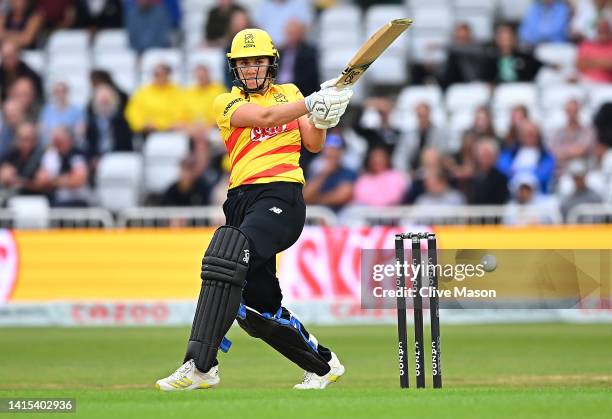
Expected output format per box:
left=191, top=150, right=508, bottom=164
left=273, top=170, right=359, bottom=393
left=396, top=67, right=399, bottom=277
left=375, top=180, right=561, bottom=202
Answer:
left=293, top=352, right=345, bottom=389
left=155, top=359, right=220, bottom=391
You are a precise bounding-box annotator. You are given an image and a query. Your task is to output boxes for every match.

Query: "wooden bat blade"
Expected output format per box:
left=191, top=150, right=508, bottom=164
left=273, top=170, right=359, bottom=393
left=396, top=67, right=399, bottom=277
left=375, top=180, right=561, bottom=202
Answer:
left=335, top=18, right=412, bottom=88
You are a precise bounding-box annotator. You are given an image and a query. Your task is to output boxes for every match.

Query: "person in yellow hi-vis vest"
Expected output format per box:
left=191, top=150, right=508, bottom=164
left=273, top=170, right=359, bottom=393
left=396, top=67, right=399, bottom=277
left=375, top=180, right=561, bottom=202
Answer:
left=156, top=28, right=353, bottom=391
left=184, top=64, right=227, bottom=128
left=124, top=63, right=186, bottom=133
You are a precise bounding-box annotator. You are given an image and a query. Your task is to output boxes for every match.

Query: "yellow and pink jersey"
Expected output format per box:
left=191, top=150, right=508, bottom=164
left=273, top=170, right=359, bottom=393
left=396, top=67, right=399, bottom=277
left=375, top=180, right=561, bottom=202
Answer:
left=213, top=84, right=305, bottom=189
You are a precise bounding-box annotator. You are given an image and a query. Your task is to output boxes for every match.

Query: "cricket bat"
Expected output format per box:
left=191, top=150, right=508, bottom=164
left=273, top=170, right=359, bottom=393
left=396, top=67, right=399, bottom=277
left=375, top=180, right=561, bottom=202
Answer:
left=335, top=18, right=413, bottom=88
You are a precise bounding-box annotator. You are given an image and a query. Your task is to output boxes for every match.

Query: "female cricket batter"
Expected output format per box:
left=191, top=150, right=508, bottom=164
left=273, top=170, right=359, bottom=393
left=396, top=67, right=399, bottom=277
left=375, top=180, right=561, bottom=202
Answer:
left=156, top=28, right=352, bottom=390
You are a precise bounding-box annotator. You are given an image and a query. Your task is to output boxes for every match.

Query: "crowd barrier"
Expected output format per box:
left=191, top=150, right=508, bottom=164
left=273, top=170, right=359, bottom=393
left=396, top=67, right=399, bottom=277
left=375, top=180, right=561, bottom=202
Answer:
left=1, top=204, right=612, bottom=229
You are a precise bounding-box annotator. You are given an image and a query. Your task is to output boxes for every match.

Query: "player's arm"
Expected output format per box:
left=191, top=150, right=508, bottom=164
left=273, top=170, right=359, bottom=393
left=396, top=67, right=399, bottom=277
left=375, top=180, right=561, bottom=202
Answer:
left=230, top=86, right=352, bottom=129
left=231, top=101, right=309, bottom=128
left=298, top=114, right=326, bottom=153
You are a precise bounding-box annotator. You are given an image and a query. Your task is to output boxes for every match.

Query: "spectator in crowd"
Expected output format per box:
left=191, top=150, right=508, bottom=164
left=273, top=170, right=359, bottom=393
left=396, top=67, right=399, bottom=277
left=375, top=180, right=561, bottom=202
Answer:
left=0, top=0, right=44, bottom=49
left=0, top=39, right=43, bottom=101
left=34, top=126, right=89, bottom=207
left=184, top=64, right=226, bottom=175
left=571, top=0, right=612, bottom=42
left=254, top=0, right=313, bottom=46
left=39, top=81, right=85, bottom=146
left=162, top=0, right=182, bottom=29
left=89, top=69, right=128, bottom=108
left=223, top=8, right=252, bottom=89
left=208, top=155, right=231, bottom=206
left=125, top=0, right=172, bottom=54
left=0, top=99, right=26, bottom=158
left=36, top=0, right=75, bottom=37
left=546, top=99, right=595, bottom=175
left=497, top=120, right=556, bottom=193
left=584, top=141, right=612, bottom=196
left=184, top=64, right=226, bottom=131
left=393, top=102, right=447, bottom=172
left=440, top=22, right=486, bottom=88
left=503, top=105, right=530, bottom=151
left=465, top=138, right=510, bottom=205
left=85, top=84, right=133, bottom=168
left=278, top=19, right=319, bottom=96
left=353, top=97, right=401, bottom=152
left=74, top=0, right=123, bottom=34
left=354, top=0, right=402, bottom=11
left=594, top=102, right=612, bottom=147
left=577, top=18, right=612, bottom=83
left=446, top=131, right=477, bottom=191
left=403, top=147, right=444, bottom=204
left=560, top=159, right=602, bottom=220
left=8, top=76, right=39, bottom=120
left=303, top=134, right=356, bottom=212
left=0, top=121, right=44, bottom=197
left=484, top=24, right=542, bottom=84
left=125, top=63, right=186, bottom=134
left=465, top=106, right=497, bottom=140
left=414, top=167, right=466, bottom=207
left=518, top=0, right=571, bottom=45
left=204, top=0, right=246, bottom=47
left=352, top=146, right=408, bottom=206
left=503, top=172, right=559, bottom=225
left=161, top=156, right=211, bottom=207
left=451, top=106, right=497, bottom=177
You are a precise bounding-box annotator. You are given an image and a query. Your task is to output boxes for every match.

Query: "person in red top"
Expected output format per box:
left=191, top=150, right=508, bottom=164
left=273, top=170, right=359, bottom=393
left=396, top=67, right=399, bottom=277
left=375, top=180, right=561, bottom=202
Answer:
left=577, top=18, right=612, bottom=83
left=156, top=28, right=352, bottom=391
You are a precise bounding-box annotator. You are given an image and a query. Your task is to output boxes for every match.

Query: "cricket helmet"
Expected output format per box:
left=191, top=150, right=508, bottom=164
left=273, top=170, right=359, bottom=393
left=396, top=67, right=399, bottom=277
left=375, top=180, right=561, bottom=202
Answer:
left=227, top=28, right=280, bottom=93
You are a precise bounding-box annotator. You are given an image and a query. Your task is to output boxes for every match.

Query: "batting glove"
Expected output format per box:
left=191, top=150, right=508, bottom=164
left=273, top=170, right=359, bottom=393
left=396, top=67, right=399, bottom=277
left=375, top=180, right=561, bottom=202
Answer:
left=319, top=77, right=353, bottom=92
left=304, top=88, right=353, bottom=122
left=309, top=113, right=340, bottom=129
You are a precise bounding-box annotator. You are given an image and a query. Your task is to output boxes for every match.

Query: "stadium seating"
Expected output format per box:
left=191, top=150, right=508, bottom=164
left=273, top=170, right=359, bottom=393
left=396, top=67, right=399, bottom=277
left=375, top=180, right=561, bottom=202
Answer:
left=448, top=108, right=476, bottom=145
left=535, top=43, right=578, bottom=70
left=140, top=48, right=184, bottom=84
left=21, top=50, right=45, bottom=75
left=588, top=85, right=612, bottom=112
left=540, top=83, right=587, bottom=113
left=396, top=85, right=444, bottom=111
left=185, top=48, right=226, bottom=84
left=93, top=50, right=139, bottom=92
left=1, top=0, right=610, bottom=226
left=93, top=30, right=130, bottom=53
left=318, top=4, right=363, bottom=53
left=491, top=83, right=538, bottom=113
left=96, top=152, right=144, bottom=212
left=445, top=82, right=491, bottom=113
left=46, top=30, right=89, bottom=55
left=143, top=132, right=190, bottom=194
left=497, top=0, right=533, bottom=21
left=7, top=196, right=50, bottom=229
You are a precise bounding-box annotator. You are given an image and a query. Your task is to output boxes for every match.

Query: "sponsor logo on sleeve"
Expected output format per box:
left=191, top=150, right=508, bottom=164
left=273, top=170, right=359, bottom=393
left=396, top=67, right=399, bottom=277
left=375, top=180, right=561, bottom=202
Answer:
left=223, top=98, right=244, bottom=116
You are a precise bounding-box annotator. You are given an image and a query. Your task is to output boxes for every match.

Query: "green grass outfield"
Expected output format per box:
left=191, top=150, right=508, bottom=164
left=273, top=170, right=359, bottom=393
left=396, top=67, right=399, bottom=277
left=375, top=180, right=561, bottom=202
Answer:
left=0, top=324, right=611, bottom=418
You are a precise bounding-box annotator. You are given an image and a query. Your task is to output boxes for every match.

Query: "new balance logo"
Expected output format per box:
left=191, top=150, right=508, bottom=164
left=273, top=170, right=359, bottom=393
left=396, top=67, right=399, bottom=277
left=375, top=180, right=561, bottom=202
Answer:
left=269, top=206, right=283, bottom=214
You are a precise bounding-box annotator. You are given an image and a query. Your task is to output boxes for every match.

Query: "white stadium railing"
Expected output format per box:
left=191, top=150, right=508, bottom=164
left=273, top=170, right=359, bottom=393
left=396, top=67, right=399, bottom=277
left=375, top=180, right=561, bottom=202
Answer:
left=117, top=206, right=225, bottom=228
left=7, top=204, right=612, bottom=229
left=116, top=205, right=338, bottom=228
left=567, top=203, right=612, bottom=225
left=338, top=205, right=564, bottom=226
left=0, top=207, right=114, bottom=229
